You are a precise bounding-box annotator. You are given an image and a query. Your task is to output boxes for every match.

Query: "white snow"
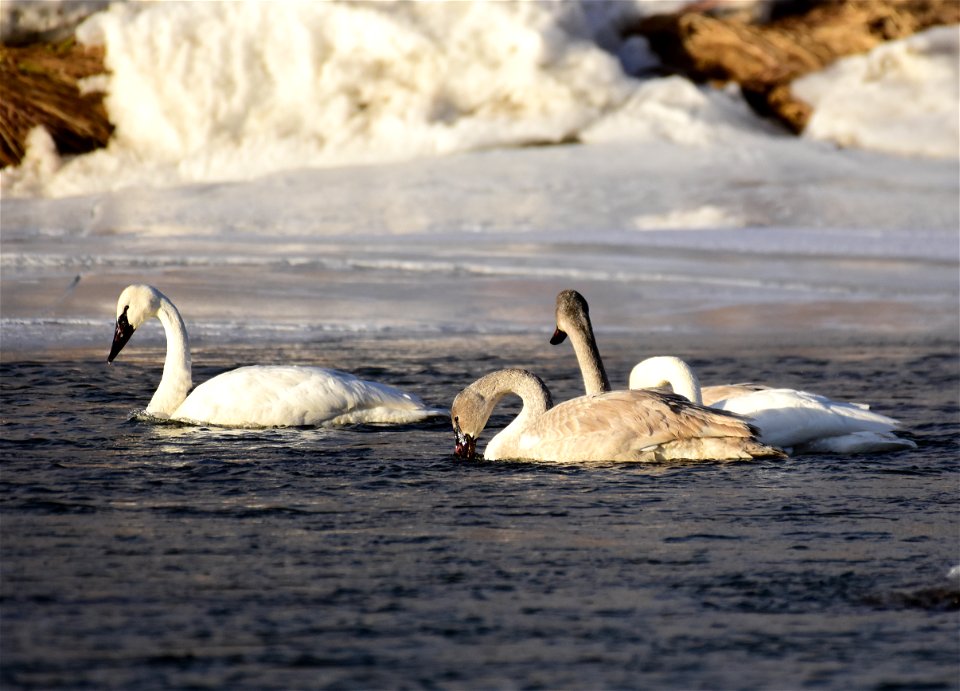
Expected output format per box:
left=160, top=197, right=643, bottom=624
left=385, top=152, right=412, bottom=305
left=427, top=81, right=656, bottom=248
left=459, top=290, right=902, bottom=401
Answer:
left=794, top=25, right=960, bottom=159
left=3, top=3, right=956, bottom=198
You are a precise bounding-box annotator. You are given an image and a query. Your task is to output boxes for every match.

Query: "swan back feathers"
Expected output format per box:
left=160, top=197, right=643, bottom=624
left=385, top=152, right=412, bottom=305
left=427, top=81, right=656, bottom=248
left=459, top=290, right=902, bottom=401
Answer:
left=454, top=368, right=784, bottom=463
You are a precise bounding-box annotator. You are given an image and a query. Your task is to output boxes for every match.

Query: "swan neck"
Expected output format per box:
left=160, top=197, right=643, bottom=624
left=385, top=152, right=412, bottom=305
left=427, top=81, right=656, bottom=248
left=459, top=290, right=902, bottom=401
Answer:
left=475, top=370, right=552, bottom=459
left=481, top=369, right=552, bottom=419
left=148, top=296, right=193, bottom=416
left=507, top=370, right=553, bottom=418
left=568, top=318, right=610, bottom=395
left=669, top=362, right=702, bottom=405
left=631, top=357, right=703, bottom=405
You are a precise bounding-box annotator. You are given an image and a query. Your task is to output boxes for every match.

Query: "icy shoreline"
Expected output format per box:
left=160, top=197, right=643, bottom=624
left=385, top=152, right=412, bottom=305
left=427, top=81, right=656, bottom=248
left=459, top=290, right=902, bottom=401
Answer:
left=1, top=4, right=956, bottom=355
left=2, top=139, right=957, bottom=355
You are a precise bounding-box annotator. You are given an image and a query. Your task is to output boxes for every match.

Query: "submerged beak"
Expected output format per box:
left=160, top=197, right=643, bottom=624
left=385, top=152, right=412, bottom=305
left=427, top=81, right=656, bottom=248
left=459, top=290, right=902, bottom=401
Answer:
left=107, top=308, right=134, bottom=363
left=549, top=327, right=567, bottom=345
left=453, top=419, right=477, bottom=460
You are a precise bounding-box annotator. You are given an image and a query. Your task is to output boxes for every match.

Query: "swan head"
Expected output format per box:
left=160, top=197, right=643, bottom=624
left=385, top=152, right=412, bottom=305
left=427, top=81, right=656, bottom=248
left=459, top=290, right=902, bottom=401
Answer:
left=108, top=284, right=164, bottom=362
left=451, top=388, right=487, bottom=460
left=550, top=289, right=591, bottom=345
left=451, top=386, right=496, bottom=460
left=451, top=369, right=549, bottom=460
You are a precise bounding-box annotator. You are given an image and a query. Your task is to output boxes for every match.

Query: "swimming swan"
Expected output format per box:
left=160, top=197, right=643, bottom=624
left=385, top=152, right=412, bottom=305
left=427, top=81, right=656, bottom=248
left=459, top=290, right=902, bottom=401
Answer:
left=550, top=289, right=915, bottom=454
left=107, top=284, right=445, bottom=427
left=628, top=356, right=917, bottom=454
left=451, top=368, right=786, bottom=463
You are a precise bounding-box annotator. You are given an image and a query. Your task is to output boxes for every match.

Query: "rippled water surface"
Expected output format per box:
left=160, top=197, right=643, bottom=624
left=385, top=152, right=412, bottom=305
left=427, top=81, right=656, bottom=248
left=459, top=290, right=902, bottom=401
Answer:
left=2, top=334, right=958, bottom=690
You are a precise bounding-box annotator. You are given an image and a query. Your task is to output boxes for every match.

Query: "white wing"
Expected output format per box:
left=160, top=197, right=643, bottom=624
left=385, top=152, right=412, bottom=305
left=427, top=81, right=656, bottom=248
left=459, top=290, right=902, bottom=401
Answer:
left=713, top=388, right=903, bottom=449
left=173, top=366, right=445, bottom=427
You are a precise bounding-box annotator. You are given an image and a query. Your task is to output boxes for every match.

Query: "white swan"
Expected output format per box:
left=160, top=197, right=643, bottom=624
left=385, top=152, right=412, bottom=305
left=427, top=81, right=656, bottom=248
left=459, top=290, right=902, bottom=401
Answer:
left=627, top=356, right=773, bottom=407
left=451, top=368, right=786, bottom=463
left=628, top=356, right=917, bottom=454
left=107, top=284, right=446, bottom=427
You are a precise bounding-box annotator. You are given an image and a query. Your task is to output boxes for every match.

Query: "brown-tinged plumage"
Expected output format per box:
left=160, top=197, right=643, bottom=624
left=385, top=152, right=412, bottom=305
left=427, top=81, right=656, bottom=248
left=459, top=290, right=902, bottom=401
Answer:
left=553, top=290, right=770, bottom=405
left=451, top=368, right=786, bottom=463
left=550, top=289, right=610, bottom=396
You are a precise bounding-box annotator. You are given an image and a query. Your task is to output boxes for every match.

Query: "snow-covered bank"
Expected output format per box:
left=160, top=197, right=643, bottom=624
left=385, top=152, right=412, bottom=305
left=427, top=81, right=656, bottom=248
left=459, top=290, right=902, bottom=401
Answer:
left=794, top=25, right=959, bottom=159
left=2, top=3, right=956, bottom=354
left=2, top=2, right=957, bottom=198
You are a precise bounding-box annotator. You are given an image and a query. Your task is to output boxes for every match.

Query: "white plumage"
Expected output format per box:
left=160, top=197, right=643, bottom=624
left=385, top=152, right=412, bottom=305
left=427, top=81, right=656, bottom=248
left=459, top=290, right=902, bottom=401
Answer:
left=108, top=284, right=445, bottom=427
left=629, top=356, right=916, bottom=454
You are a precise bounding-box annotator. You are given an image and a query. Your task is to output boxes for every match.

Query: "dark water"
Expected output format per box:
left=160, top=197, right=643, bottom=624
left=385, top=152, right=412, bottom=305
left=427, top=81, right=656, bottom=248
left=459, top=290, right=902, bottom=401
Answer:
left=2, top=333, right=958, bottom=690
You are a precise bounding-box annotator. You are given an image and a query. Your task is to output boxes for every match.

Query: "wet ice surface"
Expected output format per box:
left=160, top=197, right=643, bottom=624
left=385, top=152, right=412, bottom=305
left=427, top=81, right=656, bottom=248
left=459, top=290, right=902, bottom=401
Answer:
left=1, top=334, right=957, bottom=690
left=2, top=141, right=958, bottom=351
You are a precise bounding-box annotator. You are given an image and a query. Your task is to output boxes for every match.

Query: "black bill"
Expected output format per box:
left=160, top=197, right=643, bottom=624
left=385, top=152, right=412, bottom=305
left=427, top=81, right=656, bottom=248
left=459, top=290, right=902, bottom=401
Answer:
left=454, top=419, right=477, bottom=460
left=107, top=307, right=134, bottom=363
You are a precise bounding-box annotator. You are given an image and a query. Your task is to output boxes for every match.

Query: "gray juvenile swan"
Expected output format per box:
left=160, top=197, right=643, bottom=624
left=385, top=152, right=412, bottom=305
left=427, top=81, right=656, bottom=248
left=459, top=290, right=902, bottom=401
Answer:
left=450, top=368, right=786, bottom=463
left=550, top=289, right=915, bottom=454
left=107, top=284, right=445, bottom=427
left=551, top=289, right=768, bottom=403
left=549, top=289, right=611, bottom=396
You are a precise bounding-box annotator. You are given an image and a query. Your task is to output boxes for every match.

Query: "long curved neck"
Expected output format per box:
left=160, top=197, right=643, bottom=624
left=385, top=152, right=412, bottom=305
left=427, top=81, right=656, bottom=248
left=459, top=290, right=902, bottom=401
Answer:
left=568, top=318, right=611, bottom=396
left=629, top=357, right=702, bottom=405
left=477, top=370, right=552, bottom=458
left=477, top=369, right=553, bottom=422
left=147, top=296, right=193, bottom=416
left=506, top=370, right=553, bottom=419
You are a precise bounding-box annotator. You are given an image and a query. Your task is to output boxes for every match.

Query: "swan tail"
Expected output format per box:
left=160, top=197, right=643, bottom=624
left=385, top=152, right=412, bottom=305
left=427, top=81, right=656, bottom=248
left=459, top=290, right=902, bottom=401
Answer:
left=651, top=437, right=787, bottom=462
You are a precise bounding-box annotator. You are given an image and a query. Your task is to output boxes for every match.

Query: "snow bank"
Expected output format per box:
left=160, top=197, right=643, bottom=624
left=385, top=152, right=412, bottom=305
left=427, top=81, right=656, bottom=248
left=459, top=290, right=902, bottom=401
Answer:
left=793, top=25, right=960, bottom=159
left=2, top=3, right=957, bottom=199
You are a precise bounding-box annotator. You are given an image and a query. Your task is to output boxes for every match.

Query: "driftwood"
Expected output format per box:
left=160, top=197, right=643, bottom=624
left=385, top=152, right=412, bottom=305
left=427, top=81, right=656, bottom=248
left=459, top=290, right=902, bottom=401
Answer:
left=624, top=0, right=960, bottom=133
left=0, top=40, right=111, bottom=168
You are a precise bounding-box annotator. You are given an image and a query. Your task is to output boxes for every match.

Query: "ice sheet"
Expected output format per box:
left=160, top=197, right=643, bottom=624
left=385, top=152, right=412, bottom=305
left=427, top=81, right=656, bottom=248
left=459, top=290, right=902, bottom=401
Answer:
left=2, top=140, right=957, bottom=354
